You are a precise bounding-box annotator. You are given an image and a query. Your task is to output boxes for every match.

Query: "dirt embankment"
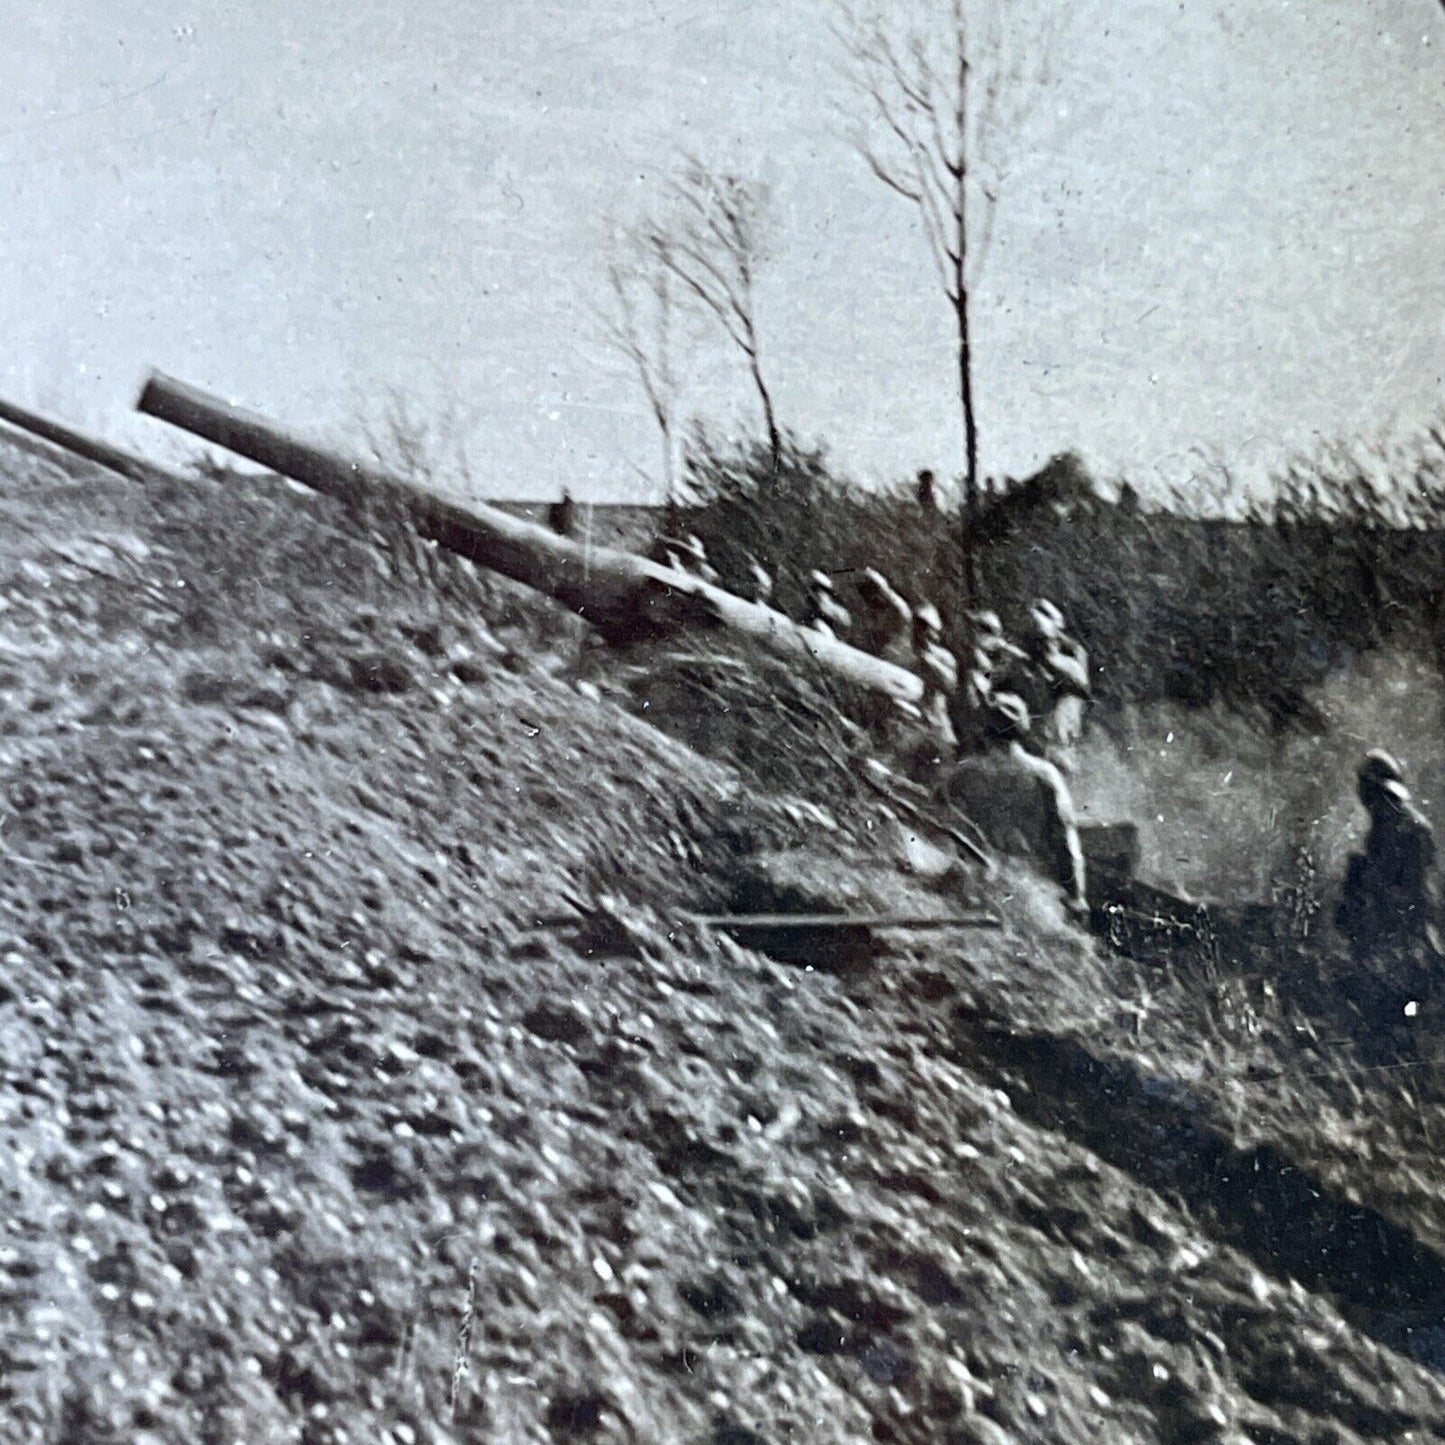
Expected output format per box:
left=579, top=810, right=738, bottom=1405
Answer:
left=2, top=434, right=1445, bottom=1444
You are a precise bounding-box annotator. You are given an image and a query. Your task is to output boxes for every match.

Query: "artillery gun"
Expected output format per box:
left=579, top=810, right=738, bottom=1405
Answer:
left=134, top=372, right=927, bottom=710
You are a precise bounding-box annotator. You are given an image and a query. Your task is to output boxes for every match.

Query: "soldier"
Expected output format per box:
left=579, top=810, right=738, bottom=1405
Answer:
left=1035, top=598, right=1090, bottom=759
left=941, top=691, right=1087, bottom=913
left=916, top=468, right=937, bottom=512
left=964, top=609, right=1025, bottom=680
left=999, top=598, right=1091, bottom=771
left=947, top=660, right=995, bottom=756
left=805, top=570, right=852, bottom=641
left=547, top=489, right=575, bottom=538
left=911, top=601, right=958, bottom=746
left=740, top=552, right=774, bottom=607
left=855, top=568, right=915, bottom=668
left=1335, top=752, right=1442, bottom=1051
left=1337, top=752, right=1440, bottom=968
left=1030, top=599, right=1089, bottom=687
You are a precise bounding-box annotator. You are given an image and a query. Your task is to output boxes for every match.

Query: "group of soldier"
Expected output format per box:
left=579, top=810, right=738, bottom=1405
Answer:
left=561, top=507, right=1443, bottom=984
left=803, top=558, right=1445, bottom=993
left=800, top=564, right=1090, bottom=748
left=801, top=566, right=1095, bottom=913
left=628, top=520, right=1095, bottom=910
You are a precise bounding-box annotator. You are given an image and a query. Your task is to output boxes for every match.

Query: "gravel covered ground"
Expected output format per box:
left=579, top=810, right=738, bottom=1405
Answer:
left=3, top=433, right=1445, bottom=1443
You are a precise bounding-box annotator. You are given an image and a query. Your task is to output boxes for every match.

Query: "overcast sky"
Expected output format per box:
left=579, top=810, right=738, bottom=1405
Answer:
left=1, top=1, right=1441, bottom=500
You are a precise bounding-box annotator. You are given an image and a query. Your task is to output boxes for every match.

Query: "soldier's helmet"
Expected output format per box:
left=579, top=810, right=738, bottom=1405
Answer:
left=1358, top=749, right=1404, bottom=806
left=810, top=569, right=835, bottom=593
left=1360, top=749, right=1403, bottom=784
left=913, top=601, right=943, bottom=639
left=967, top=608, right=1004, bottom=637
left=984, top=691, right=1031, bottom=744
left=1029, top=598, right=1067, bottom=640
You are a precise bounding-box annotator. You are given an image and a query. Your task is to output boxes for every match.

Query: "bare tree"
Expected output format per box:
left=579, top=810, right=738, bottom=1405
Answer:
left=840, top=0, right=1061, bottom=601
left=648, top=162, right=782, bottom=476
left=598, top=228, right=682, bottom=503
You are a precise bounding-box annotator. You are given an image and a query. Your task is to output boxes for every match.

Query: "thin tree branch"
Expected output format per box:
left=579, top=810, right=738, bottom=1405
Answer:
left=647, top=161, right=780, bottom=469
left=598, top=222, right=684, bottom=496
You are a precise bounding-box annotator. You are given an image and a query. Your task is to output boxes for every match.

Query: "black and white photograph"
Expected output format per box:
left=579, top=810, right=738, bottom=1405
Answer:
left=2, top=2, right=1445, bottom=1440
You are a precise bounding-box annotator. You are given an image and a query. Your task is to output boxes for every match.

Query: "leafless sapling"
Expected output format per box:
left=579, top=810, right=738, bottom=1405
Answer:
left=840, top=0, right=1063, bottom=602
left=599, top=226, right=683, bottom=503
left=649, top=162, right=782, bottom=477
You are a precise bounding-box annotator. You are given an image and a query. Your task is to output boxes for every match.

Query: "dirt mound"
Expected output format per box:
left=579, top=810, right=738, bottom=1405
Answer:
left=2, top=434, right=1445, bottom=1443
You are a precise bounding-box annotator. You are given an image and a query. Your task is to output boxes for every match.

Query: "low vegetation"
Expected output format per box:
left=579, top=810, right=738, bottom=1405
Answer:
left=682, top=427, right=1445, bottom=729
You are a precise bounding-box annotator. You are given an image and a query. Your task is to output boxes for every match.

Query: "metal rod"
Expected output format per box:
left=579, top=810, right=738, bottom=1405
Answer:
left=694, top=912, right=1001, bottom=930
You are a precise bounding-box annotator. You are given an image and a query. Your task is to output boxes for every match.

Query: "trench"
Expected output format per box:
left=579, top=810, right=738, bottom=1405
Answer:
left=945, top=1000, right=1445, bottom=1368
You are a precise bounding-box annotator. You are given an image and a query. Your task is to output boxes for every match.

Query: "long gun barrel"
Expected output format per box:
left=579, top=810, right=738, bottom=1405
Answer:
left=135, top=371, right=925, bottom=705
left=0, top=397, right=167, bottom=485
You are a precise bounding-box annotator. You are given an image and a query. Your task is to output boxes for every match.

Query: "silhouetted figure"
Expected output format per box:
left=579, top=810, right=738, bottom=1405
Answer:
left=916, top=468, right=937, bottom=511
left=1338, top=754, right=1439, bottom=962
left=941, top=692, right=1087, bottom=912
left=1337, top=752, right=1441, bottom=1047
left=547, top=490, right=575, bottom=538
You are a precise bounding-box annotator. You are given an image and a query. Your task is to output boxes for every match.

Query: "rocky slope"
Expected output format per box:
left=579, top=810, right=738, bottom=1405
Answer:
left=1, top=432, right=1444, bottom=1443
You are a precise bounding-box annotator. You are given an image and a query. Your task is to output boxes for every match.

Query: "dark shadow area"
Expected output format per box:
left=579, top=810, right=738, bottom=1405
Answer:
left=949, top=1006, right=1445, bottom=1366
